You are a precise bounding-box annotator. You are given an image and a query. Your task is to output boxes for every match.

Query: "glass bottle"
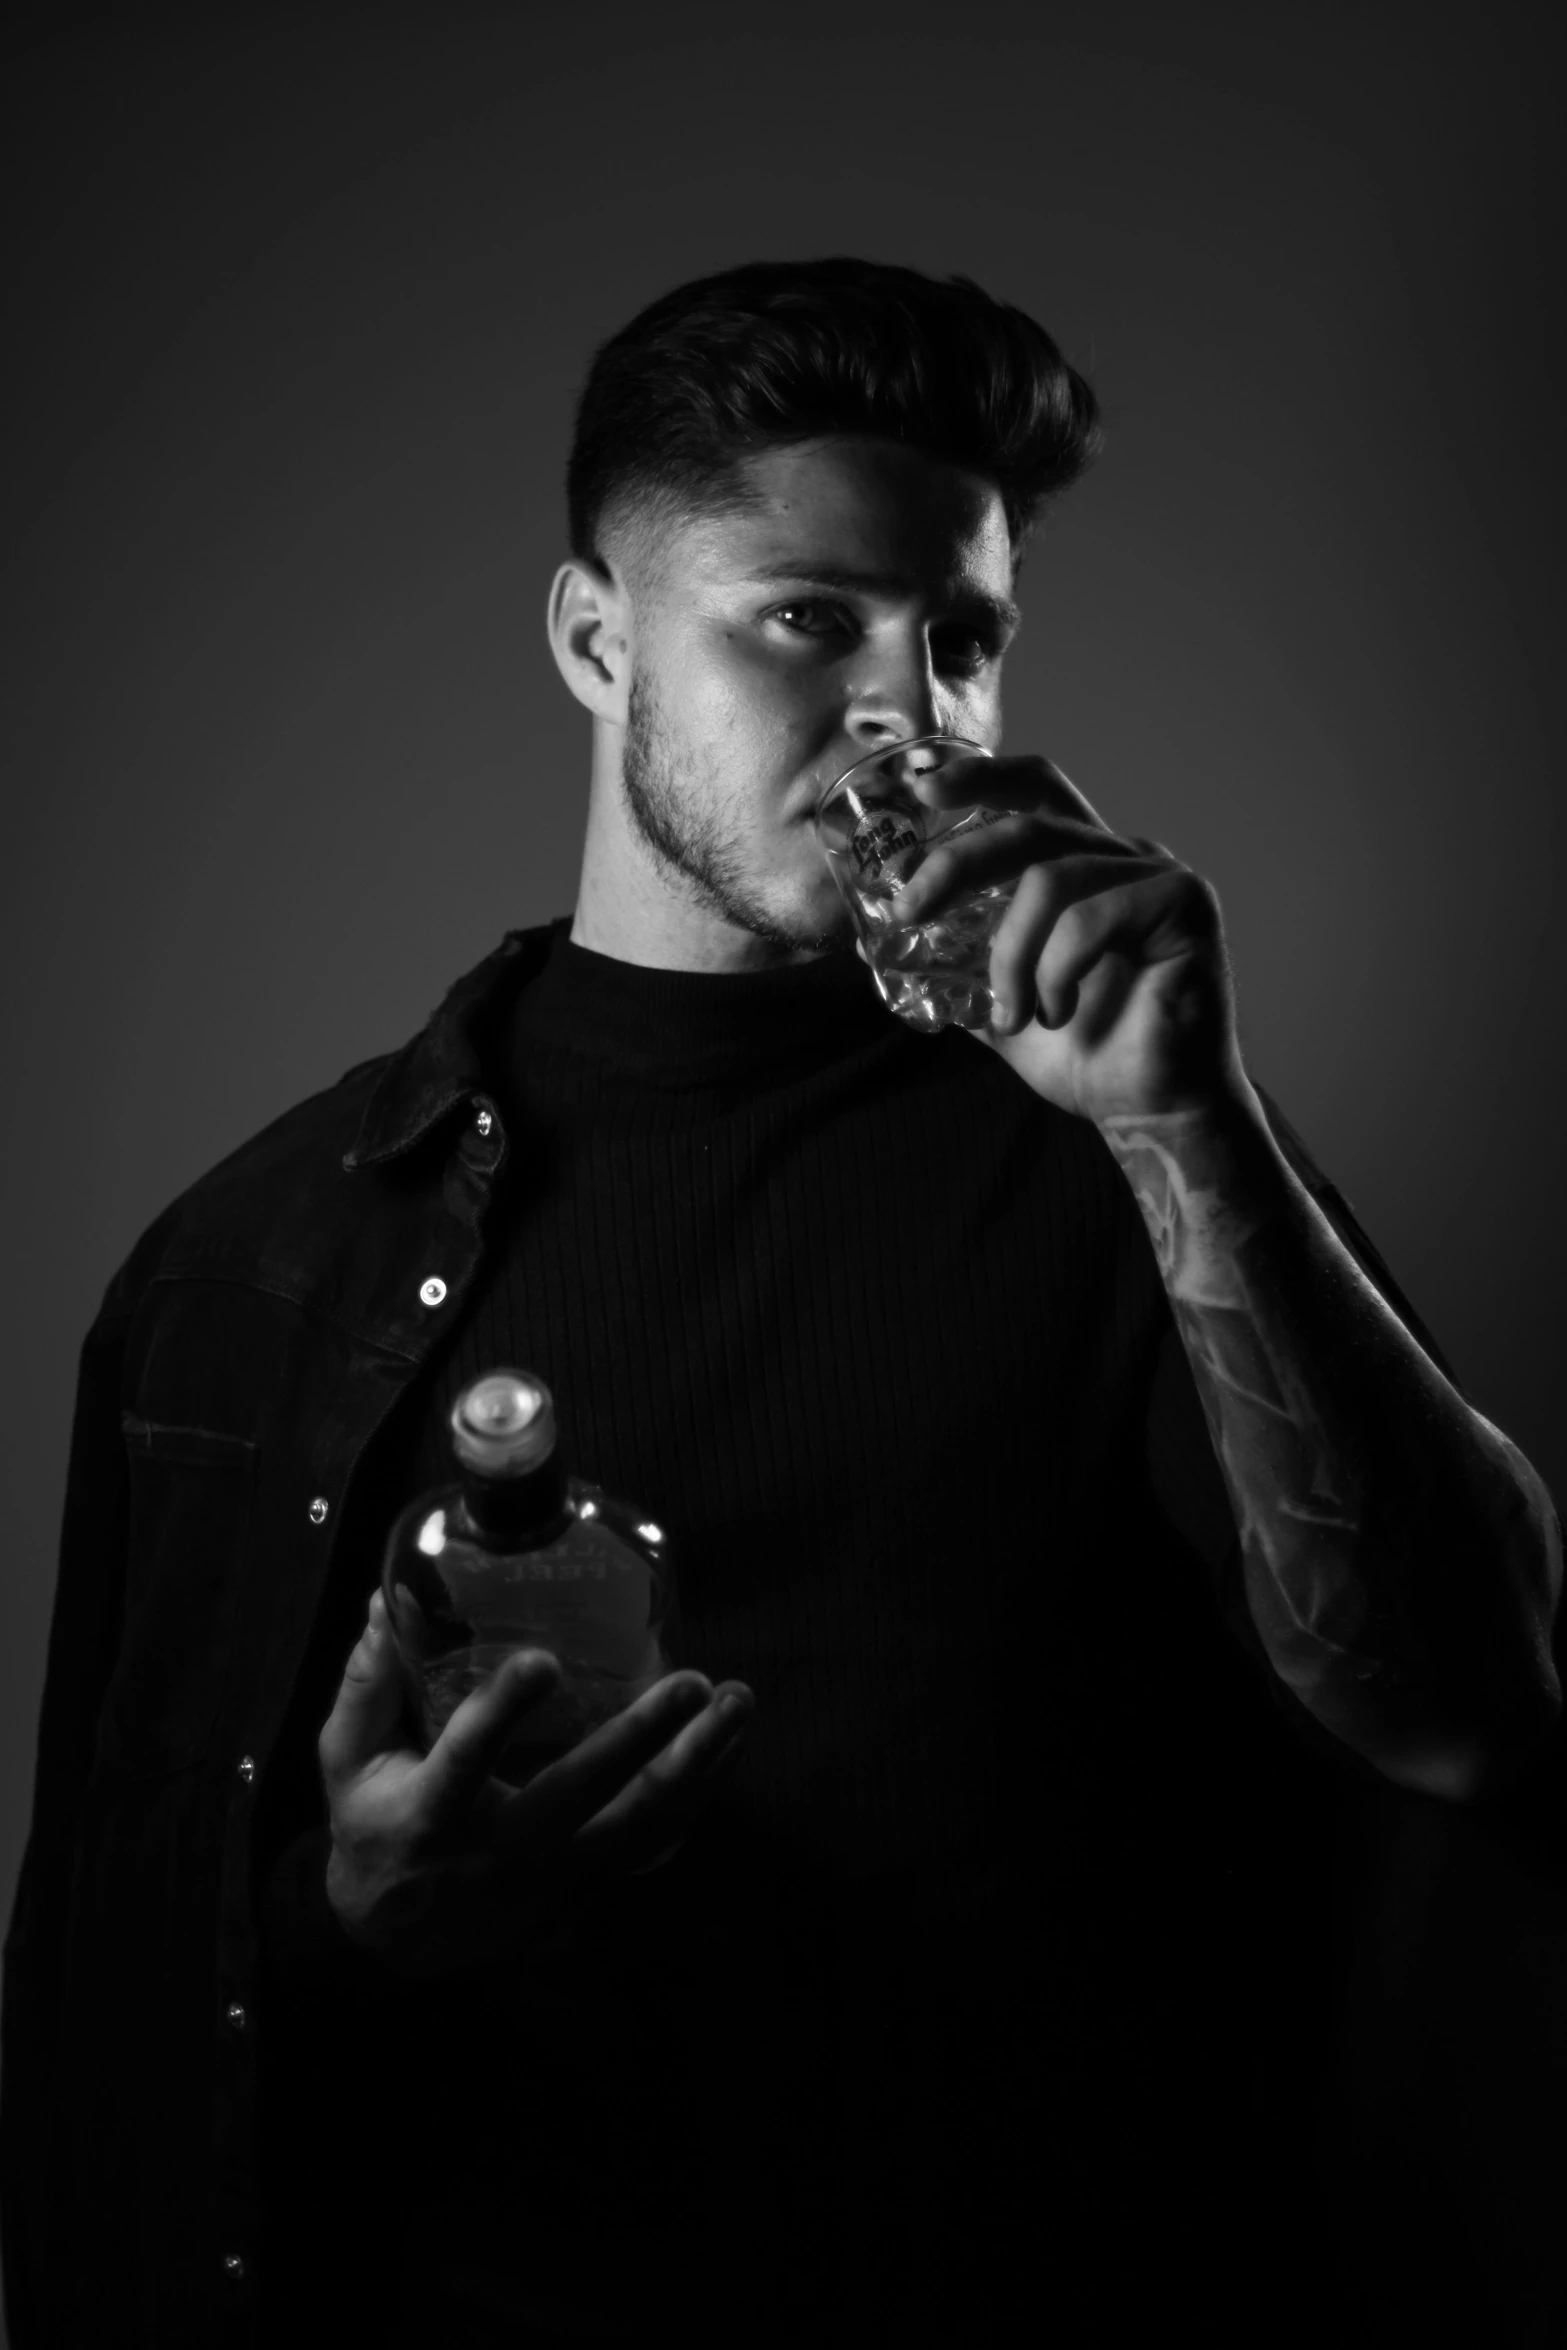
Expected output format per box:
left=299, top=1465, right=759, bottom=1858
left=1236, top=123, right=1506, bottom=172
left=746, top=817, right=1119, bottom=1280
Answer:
left=380, top=1368, right=674, bottom=1788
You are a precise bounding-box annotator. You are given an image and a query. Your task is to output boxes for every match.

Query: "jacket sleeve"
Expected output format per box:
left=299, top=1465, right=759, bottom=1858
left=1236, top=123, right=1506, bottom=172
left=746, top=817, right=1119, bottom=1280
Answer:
left=1, top=1298, right=134, bottom=2347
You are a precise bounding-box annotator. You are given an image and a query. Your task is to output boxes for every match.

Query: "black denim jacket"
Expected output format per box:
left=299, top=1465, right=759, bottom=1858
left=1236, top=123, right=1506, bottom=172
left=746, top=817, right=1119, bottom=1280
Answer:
left=0, top=922, right=1455, bottom=2348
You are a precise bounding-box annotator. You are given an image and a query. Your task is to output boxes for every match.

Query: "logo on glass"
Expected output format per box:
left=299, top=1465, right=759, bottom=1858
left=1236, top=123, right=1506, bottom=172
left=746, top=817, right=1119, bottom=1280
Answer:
left=849, top=806, right=922, bottom=882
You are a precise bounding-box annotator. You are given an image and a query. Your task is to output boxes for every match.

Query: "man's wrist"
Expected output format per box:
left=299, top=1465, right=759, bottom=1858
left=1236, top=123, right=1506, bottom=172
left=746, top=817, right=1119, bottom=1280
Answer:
left=1097, top=1078, right=1295, bottom=1305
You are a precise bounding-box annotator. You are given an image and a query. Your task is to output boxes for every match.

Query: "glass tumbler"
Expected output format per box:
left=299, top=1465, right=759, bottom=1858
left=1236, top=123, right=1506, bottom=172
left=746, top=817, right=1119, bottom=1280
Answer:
left=815, top=734, right=1011, bottom=1032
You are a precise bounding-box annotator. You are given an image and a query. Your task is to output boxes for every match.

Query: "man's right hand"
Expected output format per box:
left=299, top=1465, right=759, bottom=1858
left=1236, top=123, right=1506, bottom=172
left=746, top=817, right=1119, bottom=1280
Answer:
left=317, top=1588, right=755, bottom=1982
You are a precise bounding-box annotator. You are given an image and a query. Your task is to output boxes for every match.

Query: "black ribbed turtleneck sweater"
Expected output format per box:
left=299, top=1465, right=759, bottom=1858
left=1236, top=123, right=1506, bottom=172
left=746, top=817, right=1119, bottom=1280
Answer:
left=395, top=917, right=1259, bottom=1881
left=256, top=917, right=1346, bottom=2344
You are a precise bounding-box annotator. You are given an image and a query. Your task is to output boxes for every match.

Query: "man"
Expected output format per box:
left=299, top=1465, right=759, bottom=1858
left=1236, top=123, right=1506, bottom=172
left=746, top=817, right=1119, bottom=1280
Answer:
left=3, top=257, right=1560, bottom=2349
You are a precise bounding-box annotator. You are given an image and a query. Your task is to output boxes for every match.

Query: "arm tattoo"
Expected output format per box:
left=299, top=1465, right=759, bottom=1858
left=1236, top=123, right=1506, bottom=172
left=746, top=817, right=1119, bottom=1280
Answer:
left=1102, top=1112, right=1376, bottom=1691
left=1100, top=1099, right=1561, bottom=1782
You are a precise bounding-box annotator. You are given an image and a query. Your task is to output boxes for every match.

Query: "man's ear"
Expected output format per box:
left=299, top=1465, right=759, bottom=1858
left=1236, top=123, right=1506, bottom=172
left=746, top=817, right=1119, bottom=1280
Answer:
left=546, top=556, right=633, bottom=722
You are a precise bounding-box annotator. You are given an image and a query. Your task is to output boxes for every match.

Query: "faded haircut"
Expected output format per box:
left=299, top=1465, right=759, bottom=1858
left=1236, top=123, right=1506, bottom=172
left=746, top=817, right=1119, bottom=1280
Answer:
left=565, top=256, right=1101, bottom=587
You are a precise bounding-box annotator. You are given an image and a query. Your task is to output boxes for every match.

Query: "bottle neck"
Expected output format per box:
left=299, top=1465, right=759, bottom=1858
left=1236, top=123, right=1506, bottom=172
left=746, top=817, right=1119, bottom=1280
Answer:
left=458, top=1451, right=570, bottom=1548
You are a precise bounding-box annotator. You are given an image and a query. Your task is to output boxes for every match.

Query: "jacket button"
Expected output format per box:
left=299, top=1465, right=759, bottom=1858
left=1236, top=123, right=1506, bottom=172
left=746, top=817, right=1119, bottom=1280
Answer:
left=227, top=2002, right=247, bottom=2031
left=475, top=1106, right=494, bottom=1139
left=419, top=1277, right=448, bottom=1308
left=308, top=1496, right=329, bottom=1525
left=223, top=2254, right=246, bottom=2283
left=237, top=1755, right=256, bottom=1785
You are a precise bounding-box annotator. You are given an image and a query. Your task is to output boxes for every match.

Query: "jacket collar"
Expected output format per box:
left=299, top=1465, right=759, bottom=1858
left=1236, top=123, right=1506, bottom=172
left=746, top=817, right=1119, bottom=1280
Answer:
left=343, top=925, right=551, bottom=1171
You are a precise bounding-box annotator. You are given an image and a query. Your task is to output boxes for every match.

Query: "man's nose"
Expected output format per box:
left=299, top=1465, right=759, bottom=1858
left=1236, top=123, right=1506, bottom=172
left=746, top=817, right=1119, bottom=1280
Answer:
left=842, top=636, right=943, bottom=749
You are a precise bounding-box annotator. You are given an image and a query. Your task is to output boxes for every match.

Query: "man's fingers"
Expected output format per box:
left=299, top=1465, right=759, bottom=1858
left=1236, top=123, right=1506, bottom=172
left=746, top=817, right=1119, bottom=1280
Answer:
left=615, top=1680, right=752, bottom=1794
left=905, top=749, right=994, bottom=810
left=318, top=1589, right=426, bottom=1786
left=566, top=1688, right=755, bottom=1870
left=915, top=751, right=1110, bottom=828
left=415, top=1647, right=565, bottom=1827
left=492, top=1669, right=720, bottom=1852
left=892, top=814, right=1148, bottom=924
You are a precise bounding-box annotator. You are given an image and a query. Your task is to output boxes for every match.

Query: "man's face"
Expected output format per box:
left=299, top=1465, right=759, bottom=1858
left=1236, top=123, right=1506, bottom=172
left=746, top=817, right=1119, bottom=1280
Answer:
left=617, top=435, right=1018, bottom=958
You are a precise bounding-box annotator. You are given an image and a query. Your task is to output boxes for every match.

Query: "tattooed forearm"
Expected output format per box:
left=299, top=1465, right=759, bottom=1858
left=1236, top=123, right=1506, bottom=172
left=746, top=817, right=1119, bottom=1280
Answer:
left=1104, top=1110, right=1376, bottom=1674
left=1100, top=1092, right=1561, bottom=1790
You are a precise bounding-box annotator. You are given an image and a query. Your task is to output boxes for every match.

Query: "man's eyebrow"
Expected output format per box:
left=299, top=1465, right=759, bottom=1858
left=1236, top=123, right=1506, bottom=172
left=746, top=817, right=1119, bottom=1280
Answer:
left=743, top=563, right=1022, bottom=636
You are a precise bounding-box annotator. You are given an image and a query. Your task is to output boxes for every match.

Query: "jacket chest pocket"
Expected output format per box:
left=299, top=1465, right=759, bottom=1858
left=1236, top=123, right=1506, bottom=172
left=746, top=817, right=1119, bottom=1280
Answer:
left=98, top=1413, right=259, bottom=1776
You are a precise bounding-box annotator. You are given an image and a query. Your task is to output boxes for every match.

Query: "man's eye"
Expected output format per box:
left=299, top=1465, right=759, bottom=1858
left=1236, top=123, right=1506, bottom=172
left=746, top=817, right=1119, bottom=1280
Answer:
left=933, top=629, right=995, bottom=675
left=766, top=605, right=997, bottom=668
left=771, top=602, right=853, bottom=638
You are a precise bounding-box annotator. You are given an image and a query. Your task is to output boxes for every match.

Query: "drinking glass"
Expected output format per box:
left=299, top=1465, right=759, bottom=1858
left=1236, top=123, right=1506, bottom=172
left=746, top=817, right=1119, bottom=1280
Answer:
left=815, top=733, right=1011, bottom=1032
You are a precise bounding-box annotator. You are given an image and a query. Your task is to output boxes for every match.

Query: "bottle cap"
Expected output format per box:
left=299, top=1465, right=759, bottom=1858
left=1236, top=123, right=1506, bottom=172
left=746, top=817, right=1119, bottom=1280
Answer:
left=450, top=1371, right=557, bottom=1477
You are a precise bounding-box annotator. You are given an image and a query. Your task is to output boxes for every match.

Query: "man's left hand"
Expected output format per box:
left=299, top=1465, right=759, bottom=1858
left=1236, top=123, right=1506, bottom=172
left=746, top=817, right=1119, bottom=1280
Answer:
left=873, top=751, right=1249, bottom=1126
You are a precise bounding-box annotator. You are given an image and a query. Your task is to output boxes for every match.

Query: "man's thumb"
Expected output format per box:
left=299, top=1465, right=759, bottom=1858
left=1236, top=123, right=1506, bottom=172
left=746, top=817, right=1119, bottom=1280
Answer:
left=319, top=1589, right=408, bottom=1777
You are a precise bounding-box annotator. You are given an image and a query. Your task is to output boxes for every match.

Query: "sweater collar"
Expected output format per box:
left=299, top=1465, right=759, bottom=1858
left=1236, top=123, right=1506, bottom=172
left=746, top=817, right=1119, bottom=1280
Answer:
left=506, top=918, right=888, bottom=1093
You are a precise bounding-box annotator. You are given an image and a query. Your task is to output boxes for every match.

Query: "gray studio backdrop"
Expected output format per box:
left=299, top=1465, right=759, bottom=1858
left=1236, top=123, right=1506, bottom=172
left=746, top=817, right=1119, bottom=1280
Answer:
left=3, top=0, right=1561, bottom=2119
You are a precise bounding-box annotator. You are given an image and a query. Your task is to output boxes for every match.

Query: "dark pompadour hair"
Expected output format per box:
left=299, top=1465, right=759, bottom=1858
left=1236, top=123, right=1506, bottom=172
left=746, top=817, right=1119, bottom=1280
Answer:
left=566, top=256, right=1101, bottom=574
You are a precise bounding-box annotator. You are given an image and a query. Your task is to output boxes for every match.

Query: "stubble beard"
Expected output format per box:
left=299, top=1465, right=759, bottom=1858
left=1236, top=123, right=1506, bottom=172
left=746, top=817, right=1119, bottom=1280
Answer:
left=619, top=669, right=848, bottom=959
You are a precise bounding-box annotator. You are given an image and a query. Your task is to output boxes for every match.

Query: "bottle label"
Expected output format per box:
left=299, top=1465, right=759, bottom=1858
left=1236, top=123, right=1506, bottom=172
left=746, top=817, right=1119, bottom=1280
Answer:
left=495, top=1519, right=653, bottom=1655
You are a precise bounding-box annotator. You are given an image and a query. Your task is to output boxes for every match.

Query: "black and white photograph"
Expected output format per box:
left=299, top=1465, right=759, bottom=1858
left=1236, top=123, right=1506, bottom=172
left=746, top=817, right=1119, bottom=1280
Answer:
left=2, top=7, right=1563, bottom=2345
